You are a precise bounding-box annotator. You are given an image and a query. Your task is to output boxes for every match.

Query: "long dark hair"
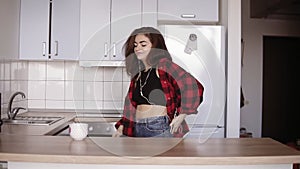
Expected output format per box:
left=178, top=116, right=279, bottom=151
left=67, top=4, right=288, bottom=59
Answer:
left=123, top=27, right=172, bottom=77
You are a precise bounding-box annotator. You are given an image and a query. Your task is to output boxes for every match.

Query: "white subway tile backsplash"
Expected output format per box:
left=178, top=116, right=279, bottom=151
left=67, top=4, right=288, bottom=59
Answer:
left=17, top=61, right=28, bottom=80
left=19, top=81, right=28, bottom=94
left=65, top=81, right=84, bottom=100
left=3, top=81, right=11, bottom=103
left=1, top=61, right=28, bottom=111
left=0, top=62, right=4, bottom=80
left=104, top=67, right=123, bottom=81
left=103, top=100, right=123, bottom=110
left=65, top=61, right=84, bottom=81
left=94, top=82, right=104, bottom=101
left=28, top=81, right=46, bottom=99
left=46, top=81, right=64, bottom=100
left=47, top=61, right=64, bottom=80
left=46, top=100, right=65, bottom=109
left=0, top=80, right=3, bottom=98
left=84, top=100, right=103, bottom=110
left=10, top=81, right=27, bottom=97
left=4, top=62, right=10, bottom=80
left=28, top=99, right=45, bottom=109
left=122, top=81, right=130, bottom=98
left=28, top=61, right=46, bottom=80
left=83, top=67, right=104, bottom=82
left=103, top=81, right=123, bottom=101
left=65, top=100, right=84, bottom=110
left=11, top=80, right=16, bottom=91
left=94, top=67, right=104, bottom=81
left=122, top=68, right=131, bottom=82
left=10, top=61, right=18, bottom=80
left=12, top=60, right=131, bottom=110
left=83, top=81, right=103, bottom=101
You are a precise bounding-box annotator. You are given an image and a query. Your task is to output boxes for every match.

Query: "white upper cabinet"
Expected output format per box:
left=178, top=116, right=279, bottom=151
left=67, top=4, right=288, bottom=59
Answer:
left=80, top=0, right=110, bottom=61
left=142, top=0, right=158, bottom=28
left=19, top=0, right=80, bottom=60
left=158, top=0, right=219, bottom=22
left=19, top=0, right=49, bottom=60
left=80, top=0, right=157, bottom=64
left=51, top=0, right=80, bottom=60
left=110, top=0, right=142, bottom=61
left=0, top=0, right=20, bottom=60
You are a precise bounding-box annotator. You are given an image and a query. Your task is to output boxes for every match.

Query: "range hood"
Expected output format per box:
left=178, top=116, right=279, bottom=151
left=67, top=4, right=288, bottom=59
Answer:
left=79, top=60, right=125, bottom=67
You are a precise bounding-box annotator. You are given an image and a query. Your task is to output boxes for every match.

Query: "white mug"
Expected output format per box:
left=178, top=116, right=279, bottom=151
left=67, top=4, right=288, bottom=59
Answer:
left=69, top=123, right=88, bottom=141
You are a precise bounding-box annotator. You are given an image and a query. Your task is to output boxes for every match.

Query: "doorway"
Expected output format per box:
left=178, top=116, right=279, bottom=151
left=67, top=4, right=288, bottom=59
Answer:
left=262, top=36, right=300, bottom=144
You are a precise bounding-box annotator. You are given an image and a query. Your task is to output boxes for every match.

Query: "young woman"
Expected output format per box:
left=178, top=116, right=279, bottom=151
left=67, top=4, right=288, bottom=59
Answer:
left=113, top=27, right=204, bottom=137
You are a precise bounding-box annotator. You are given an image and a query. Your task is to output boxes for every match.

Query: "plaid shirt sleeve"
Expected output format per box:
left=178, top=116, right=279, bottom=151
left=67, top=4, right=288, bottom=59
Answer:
left=115, top=79, right=137, bottom=137
left=159, top=58, right=204, bottom=115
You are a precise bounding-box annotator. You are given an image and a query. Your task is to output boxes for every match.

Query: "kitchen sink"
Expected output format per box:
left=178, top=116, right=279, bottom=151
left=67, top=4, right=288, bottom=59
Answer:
left=2, top=116, right=64, bottom=126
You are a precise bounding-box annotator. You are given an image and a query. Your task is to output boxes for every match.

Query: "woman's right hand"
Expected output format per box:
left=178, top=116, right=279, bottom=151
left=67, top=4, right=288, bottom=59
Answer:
left=112, top=125, right=124, bottom=137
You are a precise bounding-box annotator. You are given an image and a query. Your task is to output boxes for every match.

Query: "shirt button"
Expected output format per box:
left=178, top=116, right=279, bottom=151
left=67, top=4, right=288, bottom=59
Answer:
left=167, top=97, right=171, bottom=100
left=164, top=81, right=167, bottom=84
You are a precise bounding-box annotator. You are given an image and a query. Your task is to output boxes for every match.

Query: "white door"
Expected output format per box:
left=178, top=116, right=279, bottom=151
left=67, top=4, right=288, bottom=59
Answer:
left=110, top=0, right=142, bottom=61
left=51, top=0, right=80, bottom=60
left=80, top=0, right=110, bottom=61
left=19, top=0, right=49, bottom=60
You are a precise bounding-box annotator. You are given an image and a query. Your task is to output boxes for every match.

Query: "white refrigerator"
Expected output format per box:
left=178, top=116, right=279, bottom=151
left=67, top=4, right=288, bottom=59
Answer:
left=159, top=25, right=226, bottom=139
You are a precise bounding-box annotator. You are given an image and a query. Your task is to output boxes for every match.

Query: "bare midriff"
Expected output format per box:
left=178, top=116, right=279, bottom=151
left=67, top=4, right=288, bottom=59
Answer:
left=136, top=104, right=167, bottom=120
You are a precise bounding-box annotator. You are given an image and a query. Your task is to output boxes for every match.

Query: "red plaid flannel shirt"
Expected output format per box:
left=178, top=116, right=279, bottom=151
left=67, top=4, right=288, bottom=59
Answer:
left=115, top=58, right=204, bottom=137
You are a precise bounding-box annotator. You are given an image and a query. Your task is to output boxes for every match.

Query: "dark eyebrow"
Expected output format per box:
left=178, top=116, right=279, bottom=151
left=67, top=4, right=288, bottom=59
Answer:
left=134, top=40, right=147, bottom=44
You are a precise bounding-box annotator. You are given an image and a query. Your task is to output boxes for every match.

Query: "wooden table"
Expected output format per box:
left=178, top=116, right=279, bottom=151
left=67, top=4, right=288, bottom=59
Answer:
left=0, top=135, right=300, bottom=169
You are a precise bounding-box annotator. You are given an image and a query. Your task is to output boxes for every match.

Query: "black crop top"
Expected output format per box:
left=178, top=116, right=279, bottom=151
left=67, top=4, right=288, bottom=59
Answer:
left=132, top=68, right=167, bottom=106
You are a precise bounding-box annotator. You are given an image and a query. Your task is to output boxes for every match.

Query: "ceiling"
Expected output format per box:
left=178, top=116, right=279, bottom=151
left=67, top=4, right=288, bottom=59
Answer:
left=250, top=0, right=300, bottom=20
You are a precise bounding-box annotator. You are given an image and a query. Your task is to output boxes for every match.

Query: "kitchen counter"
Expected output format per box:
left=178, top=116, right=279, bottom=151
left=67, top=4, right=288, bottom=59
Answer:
left=0, top=135, right=300, bottom=165
left=0, top=111, right=76, bottom=135
left=1, top=111, right=300, bottom=168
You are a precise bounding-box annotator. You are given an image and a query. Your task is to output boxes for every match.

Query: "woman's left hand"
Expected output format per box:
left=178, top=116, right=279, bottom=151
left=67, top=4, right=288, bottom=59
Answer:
left=169, top=114, right=187, bottom=134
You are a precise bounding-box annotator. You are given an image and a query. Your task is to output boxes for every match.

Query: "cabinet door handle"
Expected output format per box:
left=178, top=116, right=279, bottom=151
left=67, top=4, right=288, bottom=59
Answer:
left=54, top=41, right=58, bottom=56
left=181, top=14, right=196, bottom=18
left=113, top=43, right=116, bottom=57
left=42, top=42, right=47, bottom=56
left=104, top=43, right=108, bottom=57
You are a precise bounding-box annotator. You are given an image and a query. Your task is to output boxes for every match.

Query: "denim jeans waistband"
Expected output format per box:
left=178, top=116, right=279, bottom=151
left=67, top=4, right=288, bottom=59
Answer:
left=136, top=115, right=169, bottom=123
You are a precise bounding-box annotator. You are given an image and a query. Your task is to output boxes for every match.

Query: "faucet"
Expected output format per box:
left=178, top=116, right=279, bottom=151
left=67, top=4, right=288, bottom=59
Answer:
left=7, top=92, right=26, bottom=120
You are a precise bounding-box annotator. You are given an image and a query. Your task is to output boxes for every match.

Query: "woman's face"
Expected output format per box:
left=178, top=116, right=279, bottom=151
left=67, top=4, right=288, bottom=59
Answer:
left=134, top=34, right=152, bottom=62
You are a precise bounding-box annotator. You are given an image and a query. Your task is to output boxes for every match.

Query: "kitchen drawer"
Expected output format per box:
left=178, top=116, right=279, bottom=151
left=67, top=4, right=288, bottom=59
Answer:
left=87, top=122, right=117, bottom=137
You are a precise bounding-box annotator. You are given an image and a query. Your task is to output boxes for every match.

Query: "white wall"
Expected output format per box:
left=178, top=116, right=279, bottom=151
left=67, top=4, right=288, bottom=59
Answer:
left=241, top=0, right=300, bottom=137
left=225, top=0, right=242, bottom=138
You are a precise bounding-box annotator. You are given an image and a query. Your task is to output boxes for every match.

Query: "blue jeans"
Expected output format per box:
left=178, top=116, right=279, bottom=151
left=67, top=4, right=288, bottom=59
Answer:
left=135, top=116, right=173, bottom=137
